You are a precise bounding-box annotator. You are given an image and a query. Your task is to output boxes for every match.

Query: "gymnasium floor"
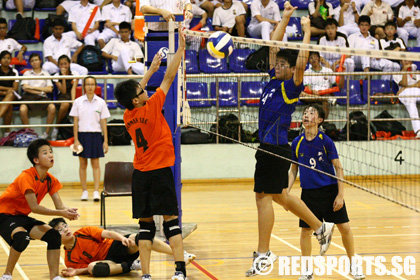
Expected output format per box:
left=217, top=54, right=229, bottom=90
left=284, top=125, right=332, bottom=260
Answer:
left=0, top=181, right=419, bottom=280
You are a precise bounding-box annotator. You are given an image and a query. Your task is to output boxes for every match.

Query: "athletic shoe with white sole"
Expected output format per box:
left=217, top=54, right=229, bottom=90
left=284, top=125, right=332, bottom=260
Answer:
left=245, top=250, right=278, bottom=277
left=351, top=266, right=366, bottom=280
left=0, top=275, right=12, bottom=280
left=314, top=222, right=334, bottom=256
left=171, top=271, right=188, bottom=280
left=298, top=274, right=314, bottom=280
left=184, top=251, right=196, bottom=265
left=93, top=191, right=100, bottom=202
left=130, top=259, right=141, bottom=270
left=80, top=190, right=88, bottom=201
left=142, top=274, right=152, bottom=280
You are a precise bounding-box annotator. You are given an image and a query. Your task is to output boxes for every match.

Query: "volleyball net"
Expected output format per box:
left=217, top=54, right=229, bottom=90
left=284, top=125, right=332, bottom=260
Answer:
left=181, top=29, right=420, bottom=213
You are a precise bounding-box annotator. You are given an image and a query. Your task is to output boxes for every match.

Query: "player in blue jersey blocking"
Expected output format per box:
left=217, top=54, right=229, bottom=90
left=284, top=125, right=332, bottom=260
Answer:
left=246, top=1, right=334, bottom=277
left=288, top=104, right=365, bottom=280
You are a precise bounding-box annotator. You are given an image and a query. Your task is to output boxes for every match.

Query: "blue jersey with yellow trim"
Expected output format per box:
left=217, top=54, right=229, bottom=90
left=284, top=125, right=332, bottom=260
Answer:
left=291, top=131, right=339, bottom=189
left=259, top=69, right=303, bottom=145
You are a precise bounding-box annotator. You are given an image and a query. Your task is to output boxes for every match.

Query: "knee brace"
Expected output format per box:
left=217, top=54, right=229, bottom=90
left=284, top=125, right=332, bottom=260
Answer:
left=92, top=262, right=110, bottom=277
left=41, top=228, right=61, bottom=250
left=12, top=231, right=30, bottom=253
left=136, top=222, right=156, bottom=243
left=163, top=219, right=182, bottom=240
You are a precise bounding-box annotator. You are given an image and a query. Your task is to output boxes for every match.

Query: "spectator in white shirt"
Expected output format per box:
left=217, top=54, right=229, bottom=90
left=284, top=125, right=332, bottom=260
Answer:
left=248, top=0, right=287, bottom=41
left=379, top=21, right=406, bottom=53
left=102, top=22, right=144, bottom=75
left=19, top=53, right=55, bottom=140
left=57, top=0, right=111, bottom=15
left=43, top=19, right=88, bottom=76
left=397, top=0, right=420, bottom=46
left=0, top=18, right=27, bottom=63
left=394, top=59, right=420, bottom=138
left=361, top=0, right=409, bottom=42
left=191, top=0, right=215, bottom=17
left=334, top=0, right=360, bottom=37
left=309, top=0, right=334, bottom=36
left=318, top=18, right=355, bottom=72
left=64, top=0, right=102, bottom=46
left=213, top=0, right=246, bottom=38
left=348, top=16, right=400, bottom=80
left=140, top=0, right=193, bottom=31
left=98, top=0, right=133, bottom=49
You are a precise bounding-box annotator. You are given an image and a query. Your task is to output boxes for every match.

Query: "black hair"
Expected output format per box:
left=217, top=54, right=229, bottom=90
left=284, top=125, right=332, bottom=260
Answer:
left=0, top=18, right=7, bottom=26
left=325, top=18, right=338, bottom=28
left=0, top=50, right=11, bottom=61
left=58, top=54, right=70, bottom=64
left=27, top=139, right=51, bottom=166
left=303, top=104, right=325, bottom=125
left=276, top=49, right=299, bottom=68
left=119, top=21, right=131, bottom=31
left=309, top=51, right=320, bottom=58
left=48, top=218, right=66, bottom=229
left=358, top=15, right=371, bottom=25
left=114, top=79, right=139, bottom=110
left=83, top=75, right=97, bottom=87
left=384, top=20, right=397, bottom=29
left=29, top=52, right=41, bottom=62
left=52, top=18, right=66, bottom=28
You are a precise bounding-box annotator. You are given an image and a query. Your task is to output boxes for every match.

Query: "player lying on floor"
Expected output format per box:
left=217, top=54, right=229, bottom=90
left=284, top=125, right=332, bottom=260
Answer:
left=48, top=218, right=196, bottom=277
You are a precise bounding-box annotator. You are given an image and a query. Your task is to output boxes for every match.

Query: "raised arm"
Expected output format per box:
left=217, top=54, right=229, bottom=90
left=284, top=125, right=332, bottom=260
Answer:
left=159, top=27, right=186, bottom=94
left=139, top=52, right=162, bottom=90
left=294, top=16, right=311, bottom=86
left=271, top=1, right=297, bottom=41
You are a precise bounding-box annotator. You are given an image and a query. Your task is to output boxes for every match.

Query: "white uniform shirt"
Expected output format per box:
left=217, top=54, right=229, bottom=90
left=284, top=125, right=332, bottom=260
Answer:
left=333, top=3, right=360, bottom=25
left=102, top=38, right=144, bottom=59
left=393, top=64, right=419, bottom=87
left=249, top=0, right=281, bottom=27
left=21, top=70, right=53, bottom=88
left=304, top=66, right=336, bottom=91
left=348, top=31, right=379, bottom=50
left=361, top=1, right=393, bottom=26
left=213, top=2, right=246, bottom=28
left=318, top=33, right=350, bottom=61
left=398, top=5, right=420, bottom=28
left=0, top=38, right=22, bottom=53
left=101, top=3, right=132, bottom=31
left=44, top=35, right=83, bottom=60
left=379, top=37, right=406, bottom=50
left=140, top=0, right=191, bottom=31
left=69, top=94, right=110, bottom=132
left=68, top=2, right=102, bottom=32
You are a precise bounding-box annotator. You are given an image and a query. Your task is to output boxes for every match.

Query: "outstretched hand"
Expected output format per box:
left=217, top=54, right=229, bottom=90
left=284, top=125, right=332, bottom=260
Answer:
left=61, top=268, right=77, bottom=277
left=301, top=16, right=311, bottom=34
left=283, top=1, right=298, bottom=18
left=150, top=53, right=162, bottom=73
left=178, top=24, right=186, bottom=50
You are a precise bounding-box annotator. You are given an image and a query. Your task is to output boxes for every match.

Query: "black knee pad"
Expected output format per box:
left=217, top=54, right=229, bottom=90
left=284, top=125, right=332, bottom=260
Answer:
left=136, top=222, right=156, bottom=243
left=92, top=262, right=110, bottom=277
left=163, top=219, right=182, bottom=240
left=41, top=228, right=61, bottom=250
left=12, top=231, right=30, bottom=253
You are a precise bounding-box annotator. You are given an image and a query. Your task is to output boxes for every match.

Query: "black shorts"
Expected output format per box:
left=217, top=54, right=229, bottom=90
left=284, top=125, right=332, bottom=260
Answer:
left=20, top=93, right=50, bottom=111
left=0, top=214, right=45, bottom=245
left=132, top=167, right=179, bottom=218
left=105, top=234, right=139, bottom=264
left=254, top=143, right=292, bottom=194
left=299, top=184, right=349, bottom=228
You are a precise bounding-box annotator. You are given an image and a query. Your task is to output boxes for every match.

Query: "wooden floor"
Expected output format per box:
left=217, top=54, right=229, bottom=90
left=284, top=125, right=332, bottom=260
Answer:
left=1, top=181, right=419, bottom=280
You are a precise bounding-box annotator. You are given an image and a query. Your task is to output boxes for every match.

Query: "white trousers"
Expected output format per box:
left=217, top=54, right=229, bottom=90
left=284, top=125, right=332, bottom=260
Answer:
left=112, top=48, right=144, bottom=74
left=353, top=56, right=400, bottom=80
left=400, top=26, right=420, bottom=46
left=98, top=29, right=118, bottom=44
left=325, top=57, right=355, bottom=73
left=5, top=0, right=35, bottom=9
left=64, top=30, right=100, bottom=46
left=337, top=23, right=360, bottom=37
left=399, top=88, right=420, bottom=133
left=42, top=61, right=88, bottom=76
left=247, top=21, right=287, bottom=41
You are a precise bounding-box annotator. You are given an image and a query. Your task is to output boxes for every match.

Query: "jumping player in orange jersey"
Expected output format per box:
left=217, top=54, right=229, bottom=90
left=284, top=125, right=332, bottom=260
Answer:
left=114, top=27, right=187, bottom=280
left=0, top=139, right=79, bottom=280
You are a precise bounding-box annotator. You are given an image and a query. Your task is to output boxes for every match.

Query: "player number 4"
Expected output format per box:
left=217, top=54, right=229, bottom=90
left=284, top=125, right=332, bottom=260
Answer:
left=135, top=128, right=149, bottom=152
left=394, top=151, right=404, bottom=165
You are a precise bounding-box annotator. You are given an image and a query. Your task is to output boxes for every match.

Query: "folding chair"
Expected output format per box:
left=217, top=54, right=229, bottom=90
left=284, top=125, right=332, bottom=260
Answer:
left=100, top=162, right=134, bottom=229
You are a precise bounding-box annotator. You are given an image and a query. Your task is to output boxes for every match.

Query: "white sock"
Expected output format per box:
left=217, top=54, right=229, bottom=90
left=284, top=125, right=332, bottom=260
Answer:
left=257, top=251, right=267, bottom=256
left=315, top=223, right=324, bottom=235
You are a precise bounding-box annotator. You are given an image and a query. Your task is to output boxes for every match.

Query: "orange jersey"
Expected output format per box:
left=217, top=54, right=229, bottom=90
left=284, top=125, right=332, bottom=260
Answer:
left=124, top=88, right=175, bottom=171
left=0, top=167, right=62, bottom=216
left=65, top=227, right=113, bottom=269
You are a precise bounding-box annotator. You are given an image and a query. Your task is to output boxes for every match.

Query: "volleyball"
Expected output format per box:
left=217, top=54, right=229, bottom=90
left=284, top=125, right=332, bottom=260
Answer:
left=207, top=31, right=234, bottom=59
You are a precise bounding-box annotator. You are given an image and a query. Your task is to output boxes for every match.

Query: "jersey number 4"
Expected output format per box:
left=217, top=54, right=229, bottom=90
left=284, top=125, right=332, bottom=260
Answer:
left=135, top=128, right=149, bottom=152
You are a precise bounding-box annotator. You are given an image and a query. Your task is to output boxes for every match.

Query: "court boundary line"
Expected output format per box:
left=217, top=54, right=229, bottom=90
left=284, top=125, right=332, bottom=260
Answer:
left=0, top=237, right=29, bottom=280
left=190, top=260, right=220, bottom=280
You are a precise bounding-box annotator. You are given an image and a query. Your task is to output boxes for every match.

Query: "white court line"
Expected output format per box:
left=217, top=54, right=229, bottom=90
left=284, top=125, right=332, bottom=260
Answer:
left=59, top=256, right=81, bottom=280
left=330, top=242, right=408, bottom=280
left=0, top=238, right=29, bottom=280
left=271, top=233, right=353, bottom=280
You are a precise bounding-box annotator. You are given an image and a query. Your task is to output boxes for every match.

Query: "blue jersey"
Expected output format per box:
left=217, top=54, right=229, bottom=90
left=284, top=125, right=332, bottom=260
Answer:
left=291, top=131, right=339, bottom=189
left=259, top=69, right=303, bottom=145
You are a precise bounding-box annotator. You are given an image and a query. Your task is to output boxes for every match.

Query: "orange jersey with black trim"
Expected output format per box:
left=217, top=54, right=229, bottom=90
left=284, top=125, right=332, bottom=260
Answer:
left=0, top=167, right=62, bottom=216
left=124, top=88, right=175, bottom=171
left=64, top=226, right=113, bottom=269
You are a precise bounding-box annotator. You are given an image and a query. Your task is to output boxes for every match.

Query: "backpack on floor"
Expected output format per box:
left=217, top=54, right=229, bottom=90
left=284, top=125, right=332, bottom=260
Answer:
left=8, top=17, right=36, bottom=41
left=78, top=45, right=104, bottom=72
left=13, top=129, right=39, bottom=147
left=107, top=119, right=131, bottom=145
